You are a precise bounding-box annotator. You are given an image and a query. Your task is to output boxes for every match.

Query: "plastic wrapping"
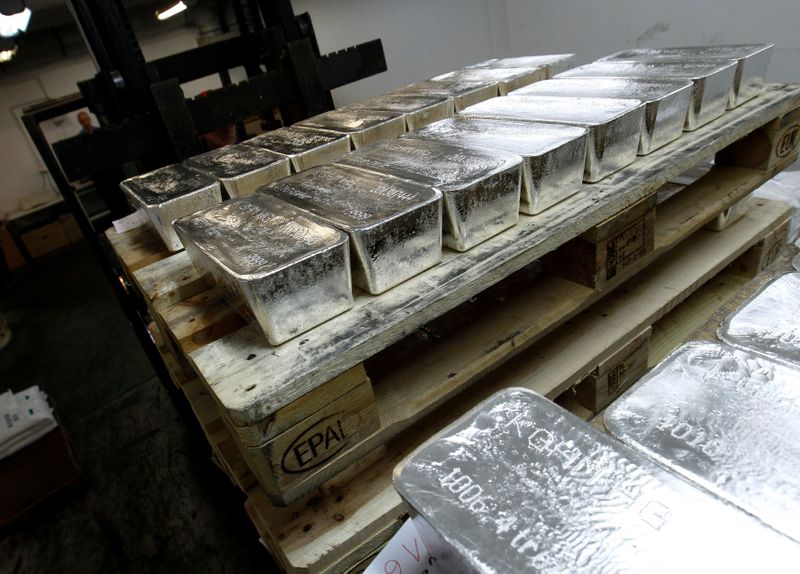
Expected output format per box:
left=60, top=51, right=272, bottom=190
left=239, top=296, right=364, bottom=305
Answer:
left=605, top=340, right=800, bottom=543
left=173, top=194, right=352, bottom=345
left=461, top=95, right=644, bottom=182
left=337, top=138, right=521, bottom=251
left=394, top=388, right=800, bottom=573
left=403, top=117, right=587, bottom=214
left=261, top=164, right=442, bottom=294
left=512, top=77, right=693, bottom=154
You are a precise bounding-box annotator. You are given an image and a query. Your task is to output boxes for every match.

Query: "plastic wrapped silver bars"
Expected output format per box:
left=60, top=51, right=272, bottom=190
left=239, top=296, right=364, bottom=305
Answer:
left=466, top=54, right=576, bottom=77
left=513, top=78, right=693, bottom=154
left=386, top=79, right=498, bottom=112
left=403, top=117, right=587, bottom=214
left=173, top=195, right=352, bottom=345
left=605, top=341, right=800, bottom=543
left=719, top=273, right=800, bottom=368
left=337, top=138, right=521, bottom=251
left=344, top=94, right=455, bottom=131
left=120, top=163, right=221, bottom=252
left=261, top=164, right=442, bottom=294
left=556, top=60, right=738, bottom=131
left=600, top=44, right=773, bottom=107
left=461, top=95, right=644, bottom=182
left=293, top=108, right=406, bottom=149
left=432, top=67, right=546, bottom=96
left=245, top=126, right=350, bottom=172
left=394, top=388, right=800, bottom=574
left=183, top=143, right=290, bottom=198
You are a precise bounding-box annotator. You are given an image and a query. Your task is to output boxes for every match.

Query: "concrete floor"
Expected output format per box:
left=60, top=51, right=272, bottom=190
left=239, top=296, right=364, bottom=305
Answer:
left=0, top=242, right=278, bottom=573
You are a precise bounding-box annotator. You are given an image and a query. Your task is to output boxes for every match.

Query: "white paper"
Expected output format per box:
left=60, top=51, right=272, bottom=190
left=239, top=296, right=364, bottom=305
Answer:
left=0, top=385, right=57, bottom=459
left=364, top=518, right=440, bottom=574
left=113, top=209, right=148, bottom=234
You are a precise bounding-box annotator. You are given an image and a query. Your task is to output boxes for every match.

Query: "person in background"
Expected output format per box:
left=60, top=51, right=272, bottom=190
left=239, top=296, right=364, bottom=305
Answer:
left=77, top=111, right=97, bottom=135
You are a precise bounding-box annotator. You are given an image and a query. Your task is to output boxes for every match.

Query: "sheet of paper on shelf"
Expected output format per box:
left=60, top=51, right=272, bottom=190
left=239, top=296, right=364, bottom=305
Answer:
left=364, top=518, right=440, bottom=574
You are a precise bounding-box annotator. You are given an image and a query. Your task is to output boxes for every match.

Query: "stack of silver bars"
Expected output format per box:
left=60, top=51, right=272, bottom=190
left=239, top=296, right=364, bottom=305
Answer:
left=395, top=270, right=800, bottom=572
left=120, top=44, right=773, bottom=346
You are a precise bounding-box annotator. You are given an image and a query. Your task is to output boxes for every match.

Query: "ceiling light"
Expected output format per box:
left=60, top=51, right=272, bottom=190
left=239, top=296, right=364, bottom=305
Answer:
left=0, top=6, right=29, bottom=37
left=156, top=1, right=186, bottom=20
left=0, top=44, right=17, bottom=62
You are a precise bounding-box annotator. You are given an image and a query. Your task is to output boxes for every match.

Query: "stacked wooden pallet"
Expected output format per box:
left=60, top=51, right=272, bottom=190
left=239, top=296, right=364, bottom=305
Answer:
left=105, top=83, right=800, bottom=573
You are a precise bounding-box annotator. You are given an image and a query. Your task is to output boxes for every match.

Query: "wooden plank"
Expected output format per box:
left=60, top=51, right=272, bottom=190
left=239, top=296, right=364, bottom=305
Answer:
left=188, top=85, right=800, bottom=429
left=105, top=224, right=171, bottom=274
left=249, top=199, right=791, bottom=573
left=716, top=104, right=800, bottom=170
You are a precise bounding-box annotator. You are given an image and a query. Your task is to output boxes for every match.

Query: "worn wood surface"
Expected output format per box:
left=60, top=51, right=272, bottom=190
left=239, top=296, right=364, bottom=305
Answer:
left=185, top=85, right=800, bottom=428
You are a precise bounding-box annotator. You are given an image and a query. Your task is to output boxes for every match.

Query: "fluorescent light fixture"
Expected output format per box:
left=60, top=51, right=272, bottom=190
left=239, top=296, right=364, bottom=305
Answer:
left=156, top=1, right=186, bottom=20
left=0, top=6, right=29, bottom=37
left=0, top=44, right=17, bottom=62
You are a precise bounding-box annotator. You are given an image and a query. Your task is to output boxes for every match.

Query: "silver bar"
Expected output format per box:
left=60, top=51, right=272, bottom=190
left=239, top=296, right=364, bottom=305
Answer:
left=293, top=108, right=406, bottom=149
left=394, top=388, right=800, bottom=573
left=794, top=254, right=800, bottom=271
left=600, top=44, right=774, bottom=107
left=512, top=77, right=693, bottom=154
left=343, top=94, right=455, bottom=131
left=244, top=126, right=350, bottom=172
left=605, top=341, right=800, bottom=543
left=120, top=164, right=221, bottom=252
left=432, top=67, right=545, bottom=96
left=461, top=95, right=643, bottom=182
left=556, top=60, right=738, bottom=130
left=183, top=143, right=290, bottom=198
left=466, top=54, right=576, bottom=77
left=337, top=138, right=521, bottom=251
left=402, top=117, right=587, bottom=214
left=173, top=195, right=352, bottom=345
left=719, top=272, right=800, bottom=368
left=261, top=164, right=442, bottom=294
left=703, top=194, right=752, bottom=231
left=386, top=79, right=498, bottom=112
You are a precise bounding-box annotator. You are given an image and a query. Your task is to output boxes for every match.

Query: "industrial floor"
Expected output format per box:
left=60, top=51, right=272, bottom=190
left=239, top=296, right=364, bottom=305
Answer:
left=0, top=242, right=278, bottom=573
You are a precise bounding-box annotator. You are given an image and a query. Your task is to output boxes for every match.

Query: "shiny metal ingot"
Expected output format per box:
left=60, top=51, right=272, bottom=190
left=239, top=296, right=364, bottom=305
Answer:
left=337, top=138, right=521, bottom=251
left=600, top=44, right=774, bottom=108
left=466, top=54, right=576, bottom=77
left=183, top=143, right=290, bottom=198
left=403, top=117, right=587, bottom=214
left=394, top=388, right=800, bottom=573
left=261, top=164, right=442, bottom=294
left=556, top=60, right=737, bottom=131
left=513, top=77, right=693, bottom=154
left=605, top=341, right=800, bottom=543
left=461, top=95, right=643, bottom=182
left=244, top=126, right=350, bottom=172
left=719, top=272, right=800, bottom=368
left=794, top=254, right=800, bottom=271
left=387, top=79, right=498, bottom=112
left=120, top=163, right=221, bottom=252
left=344, top=94, right=454, bottom=131
left=293, top=108, right=406, bottom=149
left=173, top=195, right=353, bottom=345
left=704, top=194, right=752, bottom=231
left=432, top=67, right=545, bottom=96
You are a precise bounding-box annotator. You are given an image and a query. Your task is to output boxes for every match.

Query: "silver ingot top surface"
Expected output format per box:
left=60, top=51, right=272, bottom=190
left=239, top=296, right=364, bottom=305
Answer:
left=466, top=54, right=575, bottom=74
left=432, top=67, right=541, bottom=84
left=395, top=388, right=800, bottom=573
left=405, top=116, right=588, bottom=157
left=336, top=137, right=522, bottom=192
left=793, top=253, right=800, bottom=271
left=599, top=44, right=773, bottom=63
left=513, top=77, right=693, bottom=105
left=719, top=272, right=800, bottom=368
left=172, top=194, right=347, bottom=278
left=183, top=143, right=286, bottom=180
left=245, top=126, right=349, bottom=157
left=293, top=107, right=404, bottom=134
left=388, top=78, right=497, bottom=98
left=462, top=94, right=643, bottom=127
left=260, top=163, right=440, bottom=232
left=343, top=93, right=451, bottom=114
left=555, top=60, right=737, bottom=82
left=605, top=340, right=800, bottom=543
left=120, top=163, right=217, bottom=206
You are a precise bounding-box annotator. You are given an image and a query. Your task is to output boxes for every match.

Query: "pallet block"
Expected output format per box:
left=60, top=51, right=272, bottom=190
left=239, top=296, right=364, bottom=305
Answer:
left=716, top=104, right=800, bottom=170
left=728, top=217, right=790, bottom=277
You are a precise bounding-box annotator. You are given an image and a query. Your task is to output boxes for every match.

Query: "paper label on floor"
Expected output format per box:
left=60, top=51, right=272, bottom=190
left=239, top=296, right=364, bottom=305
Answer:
left=364, top=518, right=439, bottom=574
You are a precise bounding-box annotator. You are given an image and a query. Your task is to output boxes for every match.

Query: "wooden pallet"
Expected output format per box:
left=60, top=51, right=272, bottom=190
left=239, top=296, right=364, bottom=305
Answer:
left=102, top=85, right=800, bottom=571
